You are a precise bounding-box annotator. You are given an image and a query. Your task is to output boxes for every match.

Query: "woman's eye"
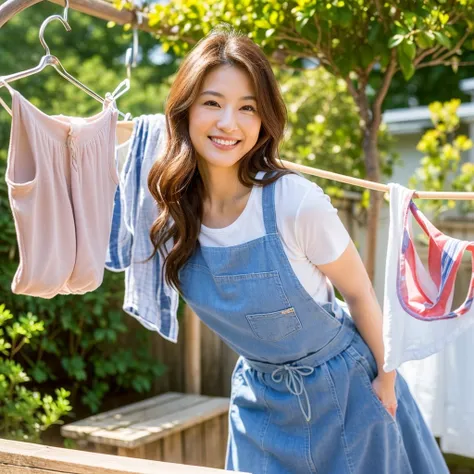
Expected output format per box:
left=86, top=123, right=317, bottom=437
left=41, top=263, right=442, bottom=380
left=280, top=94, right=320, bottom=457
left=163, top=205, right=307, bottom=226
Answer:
left=203, top=101, right=256, bottom=112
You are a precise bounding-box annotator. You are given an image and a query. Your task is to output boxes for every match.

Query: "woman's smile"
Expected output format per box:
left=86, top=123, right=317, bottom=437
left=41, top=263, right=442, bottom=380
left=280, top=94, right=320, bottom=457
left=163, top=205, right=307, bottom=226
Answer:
left=208, top=136, right=242, bottom=150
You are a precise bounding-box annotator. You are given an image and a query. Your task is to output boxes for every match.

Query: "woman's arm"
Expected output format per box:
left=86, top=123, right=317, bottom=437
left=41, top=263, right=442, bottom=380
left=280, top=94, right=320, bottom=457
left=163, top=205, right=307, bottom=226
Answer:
left=317, top=240, right=398, bottom=415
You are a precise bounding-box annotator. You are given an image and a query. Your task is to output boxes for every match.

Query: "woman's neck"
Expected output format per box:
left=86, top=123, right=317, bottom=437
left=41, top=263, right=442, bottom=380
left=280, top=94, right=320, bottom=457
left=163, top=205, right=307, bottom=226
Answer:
left=198, top=163, right=252, bottom=227
left=199, top=164, right=250, bottom=209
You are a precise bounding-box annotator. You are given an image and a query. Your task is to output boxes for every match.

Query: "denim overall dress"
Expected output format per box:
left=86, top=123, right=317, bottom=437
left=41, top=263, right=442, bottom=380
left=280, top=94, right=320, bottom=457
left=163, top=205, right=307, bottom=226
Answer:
left=179, top=172, right=448, bottom=474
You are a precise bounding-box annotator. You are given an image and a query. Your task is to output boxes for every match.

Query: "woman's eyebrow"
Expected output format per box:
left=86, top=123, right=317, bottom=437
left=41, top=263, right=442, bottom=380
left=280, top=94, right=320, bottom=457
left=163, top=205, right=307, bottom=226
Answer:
left=200, top=90, right=257, bottom=102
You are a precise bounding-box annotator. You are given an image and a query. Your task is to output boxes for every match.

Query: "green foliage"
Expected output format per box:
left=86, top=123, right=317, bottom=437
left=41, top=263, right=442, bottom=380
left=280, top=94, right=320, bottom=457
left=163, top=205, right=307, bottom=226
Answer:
left=410, top=99, right=474, bottom=219
left=279, top=67, right=398, bottom=195
left=0, top=4, right=174, bottom=416
left=0, top=304, right=72, bottom=443
left=140, top=0, right=474, bottom=85
left=381, top=59, right=474, bottom=110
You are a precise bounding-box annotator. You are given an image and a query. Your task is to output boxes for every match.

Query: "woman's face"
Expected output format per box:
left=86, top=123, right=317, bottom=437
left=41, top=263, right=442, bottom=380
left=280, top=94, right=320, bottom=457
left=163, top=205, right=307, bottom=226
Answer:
left=188, top=64, right=262, bottom=170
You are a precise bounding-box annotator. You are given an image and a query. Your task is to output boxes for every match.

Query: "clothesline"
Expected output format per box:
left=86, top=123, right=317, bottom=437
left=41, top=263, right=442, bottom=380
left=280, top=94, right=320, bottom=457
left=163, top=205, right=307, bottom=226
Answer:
left=111, top=124, right=474, bottom=200
left=282, top=160, right=474, bottom=200
left=0, top=104, right=469, bottom=200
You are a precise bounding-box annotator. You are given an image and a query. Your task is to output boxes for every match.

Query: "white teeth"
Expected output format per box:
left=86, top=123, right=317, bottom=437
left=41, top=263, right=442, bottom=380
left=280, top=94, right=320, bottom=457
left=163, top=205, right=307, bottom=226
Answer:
left=210, top=137, right=238, bottom=146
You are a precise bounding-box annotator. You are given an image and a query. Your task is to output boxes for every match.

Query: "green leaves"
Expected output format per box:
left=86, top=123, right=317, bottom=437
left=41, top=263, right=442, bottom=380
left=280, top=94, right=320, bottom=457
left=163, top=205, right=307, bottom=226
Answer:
left=7, top=313, right=44, bottom=346
left=416, top=31, right=435, bottom=49
left=278, top=67, right=397, bottom=195
left=397, top=46, right=415, bottom=80
left=396, top=38, right=416, bottom=80
left=410, top=99, right=474, bottom=218
left=61, top=356, right=87, bottom=382
left=388, top=34, right=405, bottom=48
left=433, top=30, right=452, bottom=48
left=132, top=374, right=152, bottom=393
left=0, top=305, right=72, bottom=443
left=400, top=39, right=417, bottom=60
left=80, top=382, right=109, bottom=414
left=30, top=361, right=53, bottom=383
left=0, top=305, right=13, bottom=326
left=143, top=0, right=474, bottom=96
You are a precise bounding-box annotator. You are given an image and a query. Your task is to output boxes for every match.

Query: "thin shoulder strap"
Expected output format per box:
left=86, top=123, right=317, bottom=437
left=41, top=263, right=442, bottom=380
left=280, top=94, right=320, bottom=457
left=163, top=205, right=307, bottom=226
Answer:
left=0, top=77, right=16, bottom=116
left=104, top=92, right=119, bottom=114
left=262, top=171, right=278, bottom=235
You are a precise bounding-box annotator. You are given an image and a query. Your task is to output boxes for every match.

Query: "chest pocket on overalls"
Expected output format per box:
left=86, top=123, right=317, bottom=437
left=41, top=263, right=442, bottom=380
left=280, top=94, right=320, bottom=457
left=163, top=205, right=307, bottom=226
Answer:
left=214, top=270, right=303, bottom=342
left=246, top=307, right=302, bottom=341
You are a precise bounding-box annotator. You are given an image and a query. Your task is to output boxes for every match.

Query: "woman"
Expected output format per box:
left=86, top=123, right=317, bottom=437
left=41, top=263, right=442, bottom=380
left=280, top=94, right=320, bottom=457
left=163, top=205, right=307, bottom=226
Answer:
left=148, top=28, right=448, bottom=473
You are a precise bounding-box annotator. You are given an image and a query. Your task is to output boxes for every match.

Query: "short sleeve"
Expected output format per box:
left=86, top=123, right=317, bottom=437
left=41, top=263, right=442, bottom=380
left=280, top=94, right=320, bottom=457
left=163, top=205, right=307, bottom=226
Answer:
left=295, top=184, right=351, bottom=265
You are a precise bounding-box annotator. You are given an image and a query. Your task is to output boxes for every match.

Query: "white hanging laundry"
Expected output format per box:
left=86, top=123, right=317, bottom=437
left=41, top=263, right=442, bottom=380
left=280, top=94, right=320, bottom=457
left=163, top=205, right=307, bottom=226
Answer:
left=383, top=182, right=474, bottom=457
left=399, top=323, right=474, bottom=458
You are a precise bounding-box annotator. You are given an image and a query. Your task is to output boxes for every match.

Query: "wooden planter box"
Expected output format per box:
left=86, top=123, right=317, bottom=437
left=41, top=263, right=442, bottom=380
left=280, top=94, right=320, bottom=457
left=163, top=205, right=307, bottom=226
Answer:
left=61, top=392, right=230, bottom=469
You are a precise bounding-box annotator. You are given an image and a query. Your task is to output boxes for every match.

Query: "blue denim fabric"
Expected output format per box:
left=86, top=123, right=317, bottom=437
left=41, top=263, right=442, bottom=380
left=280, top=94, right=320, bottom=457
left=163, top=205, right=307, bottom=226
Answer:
left=105, top=114, right=179, bottom=342
left=179, top=172, right=448, bottom=473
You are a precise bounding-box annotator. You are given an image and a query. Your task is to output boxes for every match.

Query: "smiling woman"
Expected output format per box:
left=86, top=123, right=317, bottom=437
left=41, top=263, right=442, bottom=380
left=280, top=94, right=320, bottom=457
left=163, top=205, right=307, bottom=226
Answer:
left=189, top=65, right=261, bottom=171
left=145, top=27, right=449, bottom=474
left=147, top=29, right=292, bottom=291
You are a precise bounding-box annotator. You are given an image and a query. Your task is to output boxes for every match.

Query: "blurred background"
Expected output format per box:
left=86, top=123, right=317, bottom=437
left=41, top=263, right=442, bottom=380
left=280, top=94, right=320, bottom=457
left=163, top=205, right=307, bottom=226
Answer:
left=0, top=1, right=474, bottom=472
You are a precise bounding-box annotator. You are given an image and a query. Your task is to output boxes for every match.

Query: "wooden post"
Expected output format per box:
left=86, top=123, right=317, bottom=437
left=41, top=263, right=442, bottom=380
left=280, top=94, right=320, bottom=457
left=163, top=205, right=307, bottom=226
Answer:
left=184, top=304, right=201, bottom=395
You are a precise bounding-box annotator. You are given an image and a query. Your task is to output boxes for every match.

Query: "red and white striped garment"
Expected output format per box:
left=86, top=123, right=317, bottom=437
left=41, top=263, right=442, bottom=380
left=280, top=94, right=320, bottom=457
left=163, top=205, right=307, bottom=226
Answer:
left=383, top=183, right=474, bottom=372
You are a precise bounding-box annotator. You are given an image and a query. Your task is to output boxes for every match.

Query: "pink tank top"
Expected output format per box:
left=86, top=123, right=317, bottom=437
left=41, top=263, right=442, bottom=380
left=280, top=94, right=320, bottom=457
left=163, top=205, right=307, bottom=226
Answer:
left=0, top=78, right=119, bottom=298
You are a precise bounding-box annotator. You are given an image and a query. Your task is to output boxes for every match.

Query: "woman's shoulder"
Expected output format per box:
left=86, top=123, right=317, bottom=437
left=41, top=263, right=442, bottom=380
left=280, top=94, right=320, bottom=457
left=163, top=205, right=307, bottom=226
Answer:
left=274, top=170, right=330, bottom=216
left=272, top=170, right=350, bottom=264
left=277, top=170, right=316, bottom=191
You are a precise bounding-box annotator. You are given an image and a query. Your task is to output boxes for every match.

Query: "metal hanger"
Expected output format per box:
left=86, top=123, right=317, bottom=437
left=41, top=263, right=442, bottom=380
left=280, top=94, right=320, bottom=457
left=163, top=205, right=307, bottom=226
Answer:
left=116, top=8, right=144, bottom=126
left=0, top=0, right=130, bottom=118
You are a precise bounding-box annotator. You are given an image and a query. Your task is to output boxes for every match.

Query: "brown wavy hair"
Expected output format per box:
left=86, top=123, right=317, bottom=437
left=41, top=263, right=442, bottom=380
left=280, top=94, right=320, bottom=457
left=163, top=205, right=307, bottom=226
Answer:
left=147, top=26, right=293, bottom=292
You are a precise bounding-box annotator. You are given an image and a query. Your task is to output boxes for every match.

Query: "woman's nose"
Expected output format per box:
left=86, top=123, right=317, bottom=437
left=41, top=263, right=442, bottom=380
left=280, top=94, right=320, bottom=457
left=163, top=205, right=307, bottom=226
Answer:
left=217, top=107, right=238, bottom=132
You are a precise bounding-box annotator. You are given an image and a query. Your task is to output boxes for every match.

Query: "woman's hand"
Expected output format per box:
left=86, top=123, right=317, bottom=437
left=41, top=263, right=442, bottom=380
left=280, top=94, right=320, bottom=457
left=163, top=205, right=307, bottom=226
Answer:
left=318, top=242, right=400, bottom=421
left=372, top=372, right=398, bottom=418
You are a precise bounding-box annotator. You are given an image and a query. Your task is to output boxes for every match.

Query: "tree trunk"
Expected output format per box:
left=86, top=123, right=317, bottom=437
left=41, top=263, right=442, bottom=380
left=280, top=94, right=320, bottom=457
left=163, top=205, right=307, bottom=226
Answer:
left=362, top=126, right=382, bottom=283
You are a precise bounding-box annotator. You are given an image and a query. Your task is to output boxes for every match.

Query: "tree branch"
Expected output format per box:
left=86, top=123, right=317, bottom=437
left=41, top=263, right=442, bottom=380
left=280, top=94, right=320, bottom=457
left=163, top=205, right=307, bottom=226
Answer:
left=305, top=16, right=343, bottom=75
left=372, top=48, right=397, bottom=126
left=344, top=77, right=359, bottom=107
left=374, top=0, right=389, bottom=31
left=325, top=23, right=338, bottom=75
left=417, top=60, right=474, bottom=69
left=363, top=59, right=379, bottom=79
left=313, top=15, right=323, bottom=52
left=276, top=65, right=308, bottom=73
left=358, top=69, right=370, bottom=97
left=435, top=28, right=470, bottom=62
left=414, top=45, right=442, bottom=66
left=355, top=84, right=371, bottom=126
left=274, top=32, right=317, bottom=49
left=448, top=13, right=461, bottom=25
left=432, top=45, right=448, bottom=60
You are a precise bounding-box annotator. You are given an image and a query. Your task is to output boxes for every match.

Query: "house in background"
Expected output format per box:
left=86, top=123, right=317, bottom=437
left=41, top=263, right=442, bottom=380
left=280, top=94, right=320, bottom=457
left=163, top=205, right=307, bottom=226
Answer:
left=364, top=78, right=474, bottom=300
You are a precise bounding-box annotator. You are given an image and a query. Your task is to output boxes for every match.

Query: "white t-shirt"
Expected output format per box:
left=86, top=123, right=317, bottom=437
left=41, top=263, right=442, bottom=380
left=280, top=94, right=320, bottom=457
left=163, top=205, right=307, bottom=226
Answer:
left=199, top=171, right=351, bottom=304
